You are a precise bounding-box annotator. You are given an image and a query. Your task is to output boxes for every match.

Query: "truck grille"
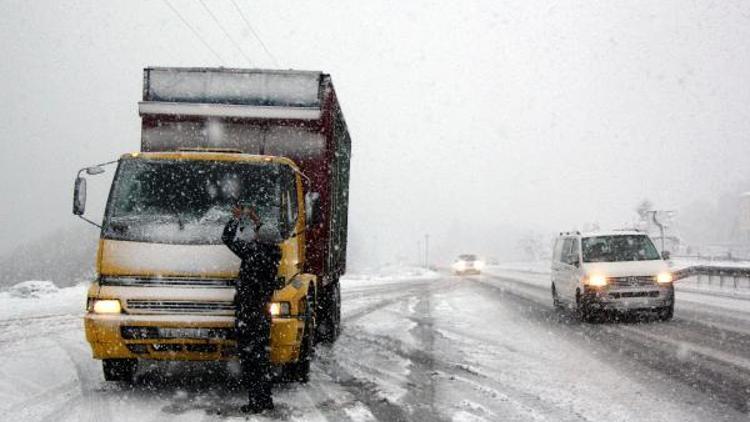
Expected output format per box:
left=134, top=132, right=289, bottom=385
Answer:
left=609, top=276, right=656, bottom=287
left=126, top=300, right=234, bottom=314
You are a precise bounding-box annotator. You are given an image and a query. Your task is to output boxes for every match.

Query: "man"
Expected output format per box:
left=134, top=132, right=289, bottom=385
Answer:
left=222, top=204, right=282, bottom=413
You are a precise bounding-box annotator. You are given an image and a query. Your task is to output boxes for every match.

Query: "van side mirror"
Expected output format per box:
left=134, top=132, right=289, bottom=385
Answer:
left=661, top=250, right=671, bottom=260
left=73, top=177, right=87, bottom=216
left=566, top=254, right=580, bottom=267
left=305, top=192, right=321, bottom=229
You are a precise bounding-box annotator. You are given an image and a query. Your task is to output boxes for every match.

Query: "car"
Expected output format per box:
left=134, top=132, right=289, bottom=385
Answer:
left=550, top=230, right=674, bottom=321
left=452, top=254, right=485, bottom=275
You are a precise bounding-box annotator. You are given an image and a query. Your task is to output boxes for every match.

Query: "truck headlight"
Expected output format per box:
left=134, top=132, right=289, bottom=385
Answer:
left=92, top=299, right=122, bottom=314
left=656, top=272, right=673, bottom=284
left=269, top=302, right=291, bottom=317
left=586, top=274, right=608, bottom=287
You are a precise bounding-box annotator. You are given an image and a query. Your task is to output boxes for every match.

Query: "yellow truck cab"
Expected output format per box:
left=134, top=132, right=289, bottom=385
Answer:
left=73, top=68, right=351, bottom=383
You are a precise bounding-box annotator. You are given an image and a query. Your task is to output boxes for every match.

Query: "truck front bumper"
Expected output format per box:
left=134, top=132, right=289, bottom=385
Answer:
left=84, top=313, right=303, bottom=364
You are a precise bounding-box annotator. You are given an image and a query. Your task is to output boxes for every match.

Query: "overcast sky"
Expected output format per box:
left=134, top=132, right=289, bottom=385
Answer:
left=1, top=0, right=749, bottom=266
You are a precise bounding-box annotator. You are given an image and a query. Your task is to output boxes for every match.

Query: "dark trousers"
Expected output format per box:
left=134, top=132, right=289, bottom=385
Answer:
left=235, top=301, right=272, bottom=405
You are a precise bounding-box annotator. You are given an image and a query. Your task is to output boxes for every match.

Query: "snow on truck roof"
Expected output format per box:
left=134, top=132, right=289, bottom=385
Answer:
left=142, top=67, right=327, bottom=108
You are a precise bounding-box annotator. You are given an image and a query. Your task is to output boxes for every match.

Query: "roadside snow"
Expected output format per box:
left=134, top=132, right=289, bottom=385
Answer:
left=0, top=282, right=86, bottom=320
left=8, top=280, right=59, bottom=298
left=344, top=264, right=439, bottom=283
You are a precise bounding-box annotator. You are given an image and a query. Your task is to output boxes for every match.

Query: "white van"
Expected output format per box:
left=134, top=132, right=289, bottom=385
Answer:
left=550, top=231, right=674, bottom=321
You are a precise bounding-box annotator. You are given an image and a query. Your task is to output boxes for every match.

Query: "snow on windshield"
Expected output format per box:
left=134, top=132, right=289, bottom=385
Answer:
left=104, top=159, right=282, bottom=245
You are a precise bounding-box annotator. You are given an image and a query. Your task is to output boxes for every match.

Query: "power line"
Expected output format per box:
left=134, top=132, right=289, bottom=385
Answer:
left=196, top=0, right=254, bottom=67
left=229, top=0, right=280, bottom=68
left=161, top=0, right=225, bottom=63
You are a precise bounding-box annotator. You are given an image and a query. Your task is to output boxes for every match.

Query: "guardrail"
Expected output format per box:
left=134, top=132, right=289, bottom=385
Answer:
left=673, top=265, right=750, bottom=290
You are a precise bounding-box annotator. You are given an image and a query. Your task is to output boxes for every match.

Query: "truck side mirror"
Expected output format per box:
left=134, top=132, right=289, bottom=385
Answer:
left=86, top=166, right=105, bottom=176
left=73, top=176, right=87, bottom=216
left=305, top=192, right=321, bottom=229
left=661, top=250, right=671, bottom=260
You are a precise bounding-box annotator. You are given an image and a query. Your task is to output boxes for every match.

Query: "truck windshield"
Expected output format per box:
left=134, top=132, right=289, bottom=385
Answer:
left=581, top=235, right=660, bottom=263
left=103, top=158, right=281, bottom=245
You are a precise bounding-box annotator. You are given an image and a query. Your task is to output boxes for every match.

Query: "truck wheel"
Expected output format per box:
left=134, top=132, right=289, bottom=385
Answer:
left=102, top=359, right=137, bottom=382
left=317, top=281, right=341, bottom=343
left=284, top=294, right=315, bottom=383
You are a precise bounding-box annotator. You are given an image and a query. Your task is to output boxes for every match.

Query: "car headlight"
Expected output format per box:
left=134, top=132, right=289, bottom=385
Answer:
left=453, top=262, right=466, bottom=271
left=656, top=272, right=673, bottom=284
left=474, top=260, right=485, bottom=270
left=586, top=274, right=608, bottom=287
left=92, top=299, right=122, bottom=314
left=269, top=302, right=291, bottom=317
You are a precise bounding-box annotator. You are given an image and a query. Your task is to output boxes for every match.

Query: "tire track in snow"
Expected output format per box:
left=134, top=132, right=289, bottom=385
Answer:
left=473, top=276, right=750, bottom=417
left=48, top=333, right=114, bottom=422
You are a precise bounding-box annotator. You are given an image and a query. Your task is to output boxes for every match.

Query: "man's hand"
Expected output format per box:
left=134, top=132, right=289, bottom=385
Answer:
left=233, top=205, right=261, bottom=227
left=246, top=208, right=261, bottom=227
left=232, top=205, right=243, bottom=218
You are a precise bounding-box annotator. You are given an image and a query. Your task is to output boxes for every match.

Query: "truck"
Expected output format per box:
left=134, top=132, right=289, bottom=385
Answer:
left=72, top=67, right=351, bottom=383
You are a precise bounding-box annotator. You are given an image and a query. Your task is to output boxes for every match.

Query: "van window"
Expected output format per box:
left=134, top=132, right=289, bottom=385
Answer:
left=581, top=235, right=660, bottom=262
left=553, top=239, right=564, bottom=262
left=560, top=238, right=579, bottom=265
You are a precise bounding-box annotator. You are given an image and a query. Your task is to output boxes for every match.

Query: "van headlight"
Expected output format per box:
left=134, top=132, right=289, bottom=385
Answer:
left=656, top=272, right=673, bottom=284
left=586, top=274, right=608, bottom=287
left=92, top=299, right=122, bottom=314
left=269, top=302, right=291, bottom=317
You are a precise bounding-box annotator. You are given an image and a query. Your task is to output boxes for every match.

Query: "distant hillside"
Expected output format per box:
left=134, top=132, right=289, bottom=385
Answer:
left=0, top=226, right=99, bottom=289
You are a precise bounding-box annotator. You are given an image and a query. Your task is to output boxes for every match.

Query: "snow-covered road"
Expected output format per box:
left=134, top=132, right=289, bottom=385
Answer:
left=1, top=271, right=749, bottom=421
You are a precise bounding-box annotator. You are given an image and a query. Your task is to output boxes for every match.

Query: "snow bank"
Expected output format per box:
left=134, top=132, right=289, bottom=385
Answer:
left=0, top=282, right=87, bottom=320
left=343, top=264, right=439, bottom=282
left=7, top=280, right=59, bottom=298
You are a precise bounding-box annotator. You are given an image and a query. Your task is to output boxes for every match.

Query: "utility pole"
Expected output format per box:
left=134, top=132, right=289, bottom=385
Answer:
left=424, top=234, right=430, bottom=268
left=416, top=240, right=422, bottom=267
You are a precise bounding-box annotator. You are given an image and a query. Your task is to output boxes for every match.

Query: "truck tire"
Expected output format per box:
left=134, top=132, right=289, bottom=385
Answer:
left=316, top=281, right=341, bottom=343
left=102, top=359, right=137, bottom=382
left=284, top=293, right=315, bottom=383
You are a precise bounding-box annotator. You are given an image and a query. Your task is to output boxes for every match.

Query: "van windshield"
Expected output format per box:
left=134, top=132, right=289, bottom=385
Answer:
left=102, top=158, right=281, bottom=245
left=581, top=235, right=660, bottom=263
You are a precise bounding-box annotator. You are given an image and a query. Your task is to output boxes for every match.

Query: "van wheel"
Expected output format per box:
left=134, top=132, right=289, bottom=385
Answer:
left=102, top=359, right=137, bottom=382
left=658, top=303, right=674, bottom=322
left=575, top=290, right=594, bottom=322
left=551, top=284, right=562, bottom=309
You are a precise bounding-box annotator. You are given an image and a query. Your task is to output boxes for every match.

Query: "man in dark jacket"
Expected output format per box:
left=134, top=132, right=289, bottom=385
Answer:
left=222, top=205, right=282, bottom=413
